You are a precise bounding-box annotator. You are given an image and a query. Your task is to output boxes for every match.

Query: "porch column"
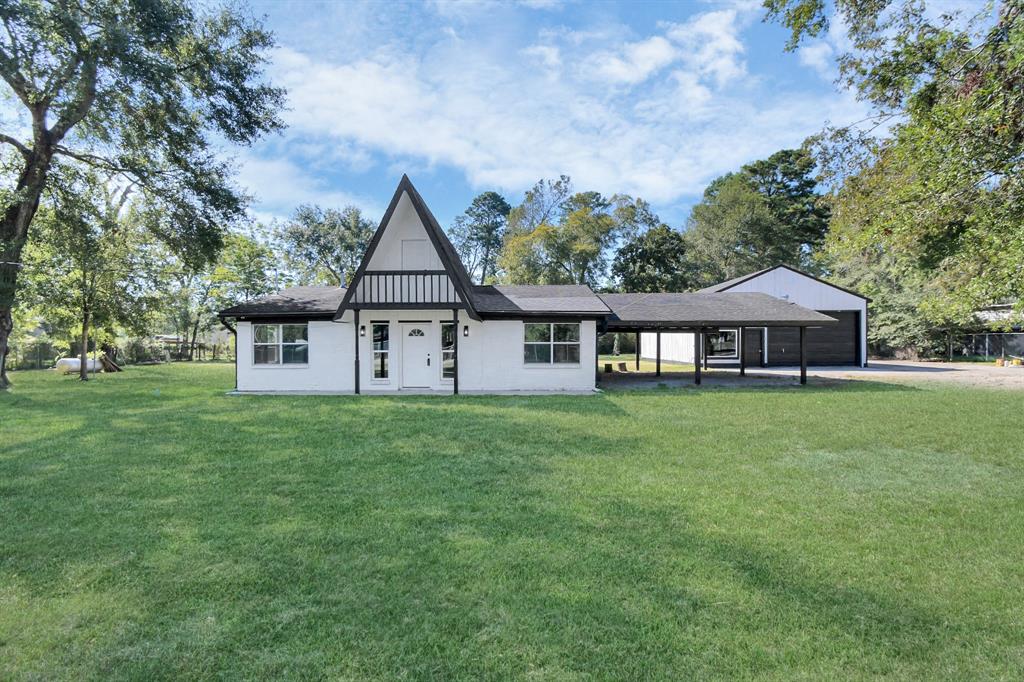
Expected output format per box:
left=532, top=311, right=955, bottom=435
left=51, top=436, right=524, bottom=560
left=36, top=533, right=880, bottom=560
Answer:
left=452, top=307, right=459, bottom=395
left=799, top=325, right=807, bottom=385
left=635, top=332, right=640, bottom=370
left=354, top=309, right=360, bottom=395
left=739, top=327, right=746, bottom=377
left=655, top=331, right=661, bottom=377
left=694, top=329, right=702, bottom=385
left=702, top=331, right=709, bottom=370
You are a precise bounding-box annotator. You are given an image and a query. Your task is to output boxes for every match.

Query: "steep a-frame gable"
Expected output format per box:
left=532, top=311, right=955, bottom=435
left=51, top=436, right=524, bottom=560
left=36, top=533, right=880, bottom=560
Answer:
left=334, top=175, right=480, bottom=319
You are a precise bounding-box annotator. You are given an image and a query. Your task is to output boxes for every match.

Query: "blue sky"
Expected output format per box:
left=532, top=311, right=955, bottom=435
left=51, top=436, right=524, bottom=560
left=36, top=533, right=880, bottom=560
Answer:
left=238, top=0, right=870, bottom=230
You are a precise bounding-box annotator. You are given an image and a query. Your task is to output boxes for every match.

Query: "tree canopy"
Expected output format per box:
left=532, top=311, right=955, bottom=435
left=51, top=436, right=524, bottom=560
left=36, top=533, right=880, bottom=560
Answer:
left=0, top=0, right=284, bottom=386
left=611, top=224, right=695, bottom=293
left=450, top=191, right=511, bottom=284
left=277, top=205, right=375, bottom=287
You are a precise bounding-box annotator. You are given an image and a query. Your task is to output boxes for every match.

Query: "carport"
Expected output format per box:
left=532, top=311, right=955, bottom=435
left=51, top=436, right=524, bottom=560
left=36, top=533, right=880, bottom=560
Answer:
left=598, top=292, right=838, bottom=385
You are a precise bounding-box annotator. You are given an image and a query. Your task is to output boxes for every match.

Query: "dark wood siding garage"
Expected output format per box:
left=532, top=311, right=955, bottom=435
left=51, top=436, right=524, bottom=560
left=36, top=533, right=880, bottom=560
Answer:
left=767, top=311, right=859, bottom=365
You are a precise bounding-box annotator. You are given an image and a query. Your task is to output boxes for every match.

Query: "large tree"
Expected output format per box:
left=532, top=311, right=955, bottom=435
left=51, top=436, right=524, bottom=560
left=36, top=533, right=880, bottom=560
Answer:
left=764, top=0, right=1024, bottom=323
left=21, top=169, right=156, bottom=379
left=449, top=191, right=511, bottom=284
left=0, top=0, right=284, bottom=387
left=684, top=173, right=779, bottom=286
left=500, top=180, right=639, bottom=287
left=277, top=205, right=375, bottom=286
left=612, top=225, right=696, bottom=293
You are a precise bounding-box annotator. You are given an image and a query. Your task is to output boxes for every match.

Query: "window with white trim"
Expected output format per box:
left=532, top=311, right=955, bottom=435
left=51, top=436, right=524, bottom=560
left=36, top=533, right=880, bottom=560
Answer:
left=441, top=323, right=455, bottom=380
left=707, top=329, right=738, bottom=358
left=524, top=322, right=581, bottom=364
left=372, top=323, right=389, bottom=379
left=253, top=323, right=308, bottom=365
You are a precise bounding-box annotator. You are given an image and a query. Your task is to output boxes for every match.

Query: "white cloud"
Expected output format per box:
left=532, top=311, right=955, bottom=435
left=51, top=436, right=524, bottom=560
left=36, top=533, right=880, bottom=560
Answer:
left=236, top=154, right=382, bottom=222
left=799, top=40, right=835, bottom=77
left=243, top=5, right=868, bottom=212
left=588, top=35, right=677, bottom=85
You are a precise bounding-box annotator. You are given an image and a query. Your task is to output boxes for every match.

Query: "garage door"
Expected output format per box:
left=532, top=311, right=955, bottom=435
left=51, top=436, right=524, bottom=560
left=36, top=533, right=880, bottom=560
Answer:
left=766, top=311, right=859, bottom=366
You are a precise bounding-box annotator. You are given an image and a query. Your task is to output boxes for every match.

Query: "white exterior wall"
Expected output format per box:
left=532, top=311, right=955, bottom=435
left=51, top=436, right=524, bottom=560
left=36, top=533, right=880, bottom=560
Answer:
left=639, top=331, right=697, bottom=364
left=366, top=192, right=443, bottom=271
left=235, top=314, right=596, bottom=394
left=236, top=320, right=354, bottom=393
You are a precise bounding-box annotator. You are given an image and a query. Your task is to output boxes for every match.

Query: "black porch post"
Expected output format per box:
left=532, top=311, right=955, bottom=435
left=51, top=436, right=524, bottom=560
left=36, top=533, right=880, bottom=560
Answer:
left=694, top=329, right=702, bottom=385
left=452, top=307, right=459, bottom=395
left=354, top=309, right=360, bottom=395
left=739, top=327, right=746, bottom=377
left=655, top=331, right=661, bottom=377
left=799, top=325, right=807, bottom=385
left=635, top=332, right=640, bottom=370
left=702, top=331, right=709, bottom=370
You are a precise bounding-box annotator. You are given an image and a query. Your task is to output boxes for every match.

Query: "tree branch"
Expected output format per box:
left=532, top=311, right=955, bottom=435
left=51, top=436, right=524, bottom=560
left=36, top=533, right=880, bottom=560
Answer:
left=0, top=133, right=30, bottom=158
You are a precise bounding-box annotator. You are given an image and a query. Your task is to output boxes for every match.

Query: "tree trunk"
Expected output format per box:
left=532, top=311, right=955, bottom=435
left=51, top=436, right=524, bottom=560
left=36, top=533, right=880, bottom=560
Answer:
left=188, top=317, right=201, bottom=361
left=613, top=333, right=621, bottom=356
left=79, top=309, right=91, bottom=382
left=0, top=147, right=56, bottom=389
left=480, top=246, right=491, bottom=285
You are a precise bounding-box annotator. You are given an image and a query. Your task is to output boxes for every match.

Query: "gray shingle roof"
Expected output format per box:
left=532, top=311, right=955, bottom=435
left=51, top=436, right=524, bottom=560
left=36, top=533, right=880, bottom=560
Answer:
left=219, top=286, right=345, bottom=317
left=472, top=285, right=611, bottom=315
left=599, top=292, right=838, bottom=328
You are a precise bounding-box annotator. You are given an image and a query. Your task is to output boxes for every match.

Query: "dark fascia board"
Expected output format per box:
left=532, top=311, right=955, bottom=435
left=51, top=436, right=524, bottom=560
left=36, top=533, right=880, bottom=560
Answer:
left=347, top=302, right=468, bottom=310
left=604, top=318, right=838, bottom=330
left=224, top=313, right=337, bottom=324
left=335, top=175, right=481, bottom=321
left=479, top=312, right=608, bottom=320
left=714, top=264, right=872, bottom=302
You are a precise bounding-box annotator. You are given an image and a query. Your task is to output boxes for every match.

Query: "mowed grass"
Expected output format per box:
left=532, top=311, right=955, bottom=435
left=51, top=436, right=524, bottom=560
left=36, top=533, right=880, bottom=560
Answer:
left=2, top=365, right=1023, bottom=680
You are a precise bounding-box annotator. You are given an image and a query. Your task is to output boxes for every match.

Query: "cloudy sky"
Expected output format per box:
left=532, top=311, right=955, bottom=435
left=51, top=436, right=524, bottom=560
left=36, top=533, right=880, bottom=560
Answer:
left=240, top=0, right=866, bottom=229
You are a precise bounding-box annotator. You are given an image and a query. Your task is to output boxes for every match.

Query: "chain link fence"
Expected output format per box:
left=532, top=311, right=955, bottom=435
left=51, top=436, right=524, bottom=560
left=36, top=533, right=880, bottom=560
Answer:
left=957, top=333, right=1024, bottom=361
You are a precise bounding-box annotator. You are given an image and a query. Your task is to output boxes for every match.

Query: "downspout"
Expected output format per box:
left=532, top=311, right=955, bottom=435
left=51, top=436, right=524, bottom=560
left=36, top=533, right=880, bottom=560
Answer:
left=219, top=316, right=238, bottom=391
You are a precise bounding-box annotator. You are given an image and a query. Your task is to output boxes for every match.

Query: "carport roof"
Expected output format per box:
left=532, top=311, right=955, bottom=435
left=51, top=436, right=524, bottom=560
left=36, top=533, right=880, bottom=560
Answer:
left=599, top=292, right=838, bottom=329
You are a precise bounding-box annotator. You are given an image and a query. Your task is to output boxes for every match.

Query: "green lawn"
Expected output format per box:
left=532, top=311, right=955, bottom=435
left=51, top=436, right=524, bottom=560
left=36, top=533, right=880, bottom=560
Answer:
left=2, top=365, right=1022, bottom=679
left=598, top=353, right=693, bottom=374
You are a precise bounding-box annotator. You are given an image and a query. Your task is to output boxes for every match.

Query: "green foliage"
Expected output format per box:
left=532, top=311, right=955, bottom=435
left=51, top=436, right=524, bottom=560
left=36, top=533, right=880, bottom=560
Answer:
left=684, top=147, right=829, bottom=287
left=499, top=178, right=640, bottom=287
left=766, top=0, right=1024, bottom=323
left=611, top=225, right=696, bottom=292
left=449, top=191, right=511, bottom=284
left=211, top=233, right=278, bottom=305
left=277, top=205, right=375, bottom=286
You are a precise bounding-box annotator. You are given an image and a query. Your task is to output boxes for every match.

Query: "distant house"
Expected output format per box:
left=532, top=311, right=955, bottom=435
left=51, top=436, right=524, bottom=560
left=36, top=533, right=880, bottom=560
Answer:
left=218, top=176, right=854, bottom=394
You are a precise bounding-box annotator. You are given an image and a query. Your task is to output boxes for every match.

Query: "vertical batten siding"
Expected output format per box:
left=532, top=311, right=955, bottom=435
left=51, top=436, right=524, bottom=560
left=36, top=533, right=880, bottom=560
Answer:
left=350, top=272, right=462, bottom=305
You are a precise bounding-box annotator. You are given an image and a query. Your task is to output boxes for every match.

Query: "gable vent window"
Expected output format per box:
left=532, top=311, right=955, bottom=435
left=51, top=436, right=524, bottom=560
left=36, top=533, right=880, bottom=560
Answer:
left=254, top=323, right=308, bottom=365
left=524, top=323, right=580, bottom=365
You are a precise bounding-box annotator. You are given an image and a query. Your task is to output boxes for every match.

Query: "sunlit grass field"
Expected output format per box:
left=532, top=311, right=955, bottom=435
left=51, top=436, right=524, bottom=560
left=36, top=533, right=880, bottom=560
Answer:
left=2, top=364, right=1022, bottom=679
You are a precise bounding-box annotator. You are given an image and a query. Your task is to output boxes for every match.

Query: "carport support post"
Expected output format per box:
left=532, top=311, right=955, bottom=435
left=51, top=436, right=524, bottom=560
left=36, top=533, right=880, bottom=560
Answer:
left=635, top=332, right=640, bottom=370
left=739, top=327, right=746, bottom=377
left=655, top=331, right=661, bottom=377
left=799, top=326, right=807, bottom=385
left=354, top=309, right=360, bottom=395
left=702, top=331, right=709, bottom=370
left=452, top=307, right=459, bottom=395
left=694, top=329, right=702, bottom=385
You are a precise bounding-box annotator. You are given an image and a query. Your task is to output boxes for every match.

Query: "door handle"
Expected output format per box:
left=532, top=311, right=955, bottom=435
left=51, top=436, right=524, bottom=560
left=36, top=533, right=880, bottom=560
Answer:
left=427, top=354, right=431, bottom=366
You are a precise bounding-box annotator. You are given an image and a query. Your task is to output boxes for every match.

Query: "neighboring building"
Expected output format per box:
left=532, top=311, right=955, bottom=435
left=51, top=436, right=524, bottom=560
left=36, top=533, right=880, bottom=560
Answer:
left=640, top=265, right=870, bottom=368
left=219, top=176, right=852, bottom=394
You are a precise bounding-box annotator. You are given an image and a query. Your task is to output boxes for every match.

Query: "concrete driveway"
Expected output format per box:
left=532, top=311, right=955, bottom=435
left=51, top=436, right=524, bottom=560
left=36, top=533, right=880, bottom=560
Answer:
left=599, top=359, right=1024, bottom=390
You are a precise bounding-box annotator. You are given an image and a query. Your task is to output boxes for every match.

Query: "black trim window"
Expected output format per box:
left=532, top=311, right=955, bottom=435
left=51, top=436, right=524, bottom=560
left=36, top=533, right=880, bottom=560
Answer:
left=372, top=324, right=389, bottom=379
left=254, top=323, right=308, bottom=365
left=524, top=323, right=581, bottom=364
left=707, top=329, right=737, bottom=358
left=441, top=323, right=455, bottom=380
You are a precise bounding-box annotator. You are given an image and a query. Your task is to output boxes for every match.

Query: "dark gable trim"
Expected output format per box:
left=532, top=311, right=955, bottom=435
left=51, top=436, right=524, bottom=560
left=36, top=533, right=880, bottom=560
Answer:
left=335, top=175, right=481, bottom=321
left=225, top=313, right=336, bottom=324
left=714, top=264, right=872, bottom=302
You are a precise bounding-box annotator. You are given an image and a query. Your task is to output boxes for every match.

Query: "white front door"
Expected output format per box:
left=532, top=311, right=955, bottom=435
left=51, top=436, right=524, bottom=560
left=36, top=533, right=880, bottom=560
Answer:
left=401, top=323, right=433, bottom=388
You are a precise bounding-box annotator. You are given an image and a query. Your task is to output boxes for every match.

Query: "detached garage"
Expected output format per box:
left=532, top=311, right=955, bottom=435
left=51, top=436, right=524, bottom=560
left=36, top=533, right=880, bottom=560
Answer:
left=698, top=265, right=868, bottom=367
left=639, top=265, right=869, bottom=368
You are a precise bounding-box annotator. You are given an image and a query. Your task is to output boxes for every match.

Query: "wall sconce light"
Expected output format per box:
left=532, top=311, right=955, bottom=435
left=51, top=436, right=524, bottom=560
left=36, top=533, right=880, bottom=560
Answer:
left=463, top=325, right=469, bottom=337
left=359, top=325, right=366, bottom=337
